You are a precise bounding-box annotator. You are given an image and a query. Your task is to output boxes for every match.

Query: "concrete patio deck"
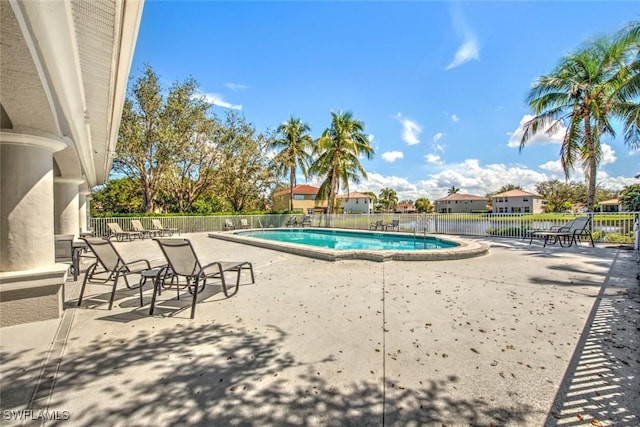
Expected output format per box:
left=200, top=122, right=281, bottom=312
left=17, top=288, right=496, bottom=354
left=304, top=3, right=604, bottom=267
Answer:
left=1, top=233, right=638, bottom=426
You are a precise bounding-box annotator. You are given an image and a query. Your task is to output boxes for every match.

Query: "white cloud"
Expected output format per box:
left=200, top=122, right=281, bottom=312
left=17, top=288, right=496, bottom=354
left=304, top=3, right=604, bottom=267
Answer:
left=382, top=151, right=404, bottom=163
left=224, top=83, right=249, bottom=90
left=367, top=134, right=375, bottom=143
left=451, top=114, right=459, bottom=122
left=507, top=114, right=566, bottom=147
left=395, top=113, right=422, bottom=145
left=201, top=92, right=242, bottom=110
left=600, top=143, right=616, bottom=165
left=446, top=38, right=480, bottom=70
left=425, top=154, right=443, bottom=165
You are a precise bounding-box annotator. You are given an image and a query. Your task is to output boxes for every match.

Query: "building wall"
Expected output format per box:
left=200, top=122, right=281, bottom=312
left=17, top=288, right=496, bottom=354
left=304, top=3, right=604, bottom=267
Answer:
left=340, top=197, right=373, bottom=214
left=492, top=196, right=546, bottom=213
left=273, top=193, right=326, bottom=213
left=435, top=199, right=486, bottom=213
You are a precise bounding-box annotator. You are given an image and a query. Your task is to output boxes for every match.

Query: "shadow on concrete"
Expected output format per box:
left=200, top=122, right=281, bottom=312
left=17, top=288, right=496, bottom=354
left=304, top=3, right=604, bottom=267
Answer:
left=1, top=321, right=533, bottom=426
left=544, top=250, right=640, bottom=426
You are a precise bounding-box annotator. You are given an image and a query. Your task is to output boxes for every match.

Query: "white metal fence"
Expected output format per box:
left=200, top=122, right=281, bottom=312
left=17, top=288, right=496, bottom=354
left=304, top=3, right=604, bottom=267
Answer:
left=90, top=212, right=638, bottom=244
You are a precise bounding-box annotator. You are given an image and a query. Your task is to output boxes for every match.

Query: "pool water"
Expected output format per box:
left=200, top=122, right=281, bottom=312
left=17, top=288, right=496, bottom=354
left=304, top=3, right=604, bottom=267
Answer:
left=235, top=228, right=459, bottom=251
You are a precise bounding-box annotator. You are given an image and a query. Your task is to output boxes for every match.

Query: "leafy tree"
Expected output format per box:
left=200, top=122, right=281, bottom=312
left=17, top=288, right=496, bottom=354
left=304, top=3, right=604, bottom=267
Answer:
left=378, top=187, right=398, bottom=212
left=114, top=65, right=167, bottom=212
left=310, top=111, right=374, bottom=224
left=619, top=183, right=640, bottom=211
left=520, top=25, right=639, bottom=211
left=447, top=186, right=460, bottom=195
left=269, top=116, right=314, bottom=211
left=90, top=177, right=143, bottom=214
left=213, top=112, right=277, bottom=211
left=536, top=180, right=575, bottom=212
left=415, top=197, right=433, bottom=213
left=162, top=80, right=219, bottom=212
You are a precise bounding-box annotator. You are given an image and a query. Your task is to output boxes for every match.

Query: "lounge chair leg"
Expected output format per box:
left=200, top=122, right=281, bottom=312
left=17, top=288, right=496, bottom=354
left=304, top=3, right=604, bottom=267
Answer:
left=108, top=273, right=121, bottom=310
left=77, top=262, right=98, bottom=306
left=190, top=279, right=201, bottom=319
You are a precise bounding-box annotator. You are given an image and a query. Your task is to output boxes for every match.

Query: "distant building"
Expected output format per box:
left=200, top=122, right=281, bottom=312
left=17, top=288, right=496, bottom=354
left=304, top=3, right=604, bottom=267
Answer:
left=492, top=189, right=546, bottom=214
left=598, top=198, right=622, bottom=213
left=272, top=185, right=327, bottom=214
left=435, top=193, right=488, bottom=213
left=396, top=201, right=416, bottom=214
left=337, top=192, right=374, bottom=214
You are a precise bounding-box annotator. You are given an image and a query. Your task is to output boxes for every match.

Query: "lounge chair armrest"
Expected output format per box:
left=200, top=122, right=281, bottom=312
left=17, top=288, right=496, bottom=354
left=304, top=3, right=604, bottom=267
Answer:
left=123, top=259, right=152, bottom=272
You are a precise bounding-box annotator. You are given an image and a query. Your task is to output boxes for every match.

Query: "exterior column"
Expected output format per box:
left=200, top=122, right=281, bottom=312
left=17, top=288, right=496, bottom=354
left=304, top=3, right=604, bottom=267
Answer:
left=0, top=132, right=66, bottom=272
left=54, top=177, right=84, bottom=237
left=78, top=191, right=91, bottom=233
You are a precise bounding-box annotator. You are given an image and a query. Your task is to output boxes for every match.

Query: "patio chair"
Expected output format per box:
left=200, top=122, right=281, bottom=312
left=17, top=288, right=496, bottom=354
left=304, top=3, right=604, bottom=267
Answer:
left=301, top=215, right=312, bottom=227
left=386, top=219, right=400, bottom=231
left=285, top=216, right=298, bottom=227
left=152, top=219, right=180, bottom=236
left=131, top=219, right=159, bottom=239
left=153, top=238, right=255, bottom=319
left=522, top=218, right=575, bottom=241
left=77, top=237, right=152, bottom=309
left=240, top=218, right=250, bottom=229
left=370, top=219, right=383, bottom=230
left=224, top=219, right=236, bottom=230
left=530, top=216, right=594, bottom=247
left=107, top=222, right=141, bottom=242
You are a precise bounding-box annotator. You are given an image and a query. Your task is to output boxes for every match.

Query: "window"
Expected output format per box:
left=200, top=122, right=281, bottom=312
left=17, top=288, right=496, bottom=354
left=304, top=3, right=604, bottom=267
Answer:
left=356, top=200, right=359, bottom=204
left=294, top=195, right=305, bottom=201
left=523, top=197, right=529, bottom=202
left=524, top=207, right=530, bottom=213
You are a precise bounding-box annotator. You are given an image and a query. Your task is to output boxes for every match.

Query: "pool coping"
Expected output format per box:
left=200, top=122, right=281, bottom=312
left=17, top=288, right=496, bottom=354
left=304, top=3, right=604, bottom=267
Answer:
left=208, top=227, right=489, bottom=262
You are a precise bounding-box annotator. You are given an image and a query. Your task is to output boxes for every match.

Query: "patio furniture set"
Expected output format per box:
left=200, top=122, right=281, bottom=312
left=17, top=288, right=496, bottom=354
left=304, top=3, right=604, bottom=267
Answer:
left=369, top=219, right=400, bottom=231
left=106, top=220, right=179, bottom=242
left=75, top=235, right=254, bottom=319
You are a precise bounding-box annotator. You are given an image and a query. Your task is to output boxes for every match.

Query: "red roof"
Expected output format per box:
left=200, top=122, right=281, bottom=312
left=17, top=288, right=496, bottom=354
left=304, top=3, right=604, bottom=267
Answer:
left=337, top=192, right=371, bottom=199
left=492, top=189, right=542, bottom=198
left=273, top=184, right=319, bottom=197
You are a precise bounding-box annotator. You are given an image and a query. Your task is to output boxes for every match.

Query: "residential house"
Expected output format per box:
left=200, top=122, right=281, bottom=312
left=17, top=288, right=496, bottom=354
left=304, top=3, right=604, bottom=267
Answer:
left=434, top=193, right=488, bottom=213
left=598, top=198, right=622, bottom=213
left=272, top=185, right=327, bottom=214
left=337, top=192, right=374, bottom=214
left=396, top=201, right=416, bottom=214
left=492, top=189, right=546, bottom=214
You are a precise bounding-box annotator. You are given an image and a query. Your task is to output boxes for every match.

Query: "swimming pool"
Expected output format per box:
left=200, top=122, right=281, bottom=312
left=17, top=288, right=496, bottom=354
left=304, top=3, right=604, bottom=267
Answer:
left=235, top=228, right=457, bottom=250
left=209, top=228, right=489, bottom=262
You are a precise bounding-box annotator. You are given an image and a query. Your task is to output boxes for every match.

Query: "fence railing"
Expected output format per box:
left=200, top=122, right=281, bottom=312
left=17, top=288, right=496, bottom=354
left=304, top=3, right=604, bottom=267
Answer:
left=90, top=212, right=639, bottom=244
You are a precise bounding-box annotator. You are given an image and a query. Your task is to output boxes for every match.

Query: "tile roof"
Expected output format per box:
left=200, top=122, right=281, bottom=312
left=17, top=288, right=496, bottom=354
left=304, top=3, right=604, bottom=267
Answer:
left=435, top=193, right=487, bottom=202
left=492, top=189, right=542, bottom=198
left=273, top=184, right=319, bottom=197
left=337, top=192, right=372, bottom=199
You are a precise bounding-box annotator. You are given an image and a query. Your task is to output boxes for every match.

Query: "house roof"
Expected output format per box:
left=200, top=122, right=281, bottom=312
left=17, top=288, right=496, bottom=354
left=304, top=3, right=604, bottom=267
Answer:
left=337, top=192, right=371, bottom=199
left=599, top=198, right=620, bottom=205
left=492, top=189, right=542, bottom=198
left=273, top=184, right=319, bottom=197
left=436, top=193, right=487, bottom=202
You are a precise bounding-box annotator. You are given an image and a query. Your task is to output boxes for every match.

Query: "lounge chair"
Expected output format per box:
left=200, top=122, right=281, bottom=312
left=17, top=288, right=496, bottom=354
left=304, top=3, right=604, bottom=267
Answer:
left=224, top=219, right=236, bottom=230
left=107, top=222, right=141, bottom=241
left=131, top=219, right=159, bottom=239
left=386, top=219, right=400, bottom=231
left=285, top=216, right=298, bottom=227
left=77, top=237, right=152, bottom=309
left=240, top=218, right=250, bottom=229
left=153, top=238, right=255, bottom=319
left=370, top=219, right=383, bottom=230
left=301, top=215, right=312, bottom=227
left=530, top=216, right=594, bottom=247
left=152, top=219, right=179, bottom=236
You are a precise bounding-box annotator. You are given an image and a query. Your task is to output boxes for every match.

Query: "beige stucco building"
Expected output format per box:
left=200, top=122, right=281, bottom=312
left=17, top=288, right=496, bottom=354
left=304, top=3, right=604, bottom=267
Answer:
left=272, top=184, right=328, bottom=214
left=491, top=189, right=547, bottom=214
left=0, top=0, right=144, bottom=326
left=434, top=193, right=488, bottom=213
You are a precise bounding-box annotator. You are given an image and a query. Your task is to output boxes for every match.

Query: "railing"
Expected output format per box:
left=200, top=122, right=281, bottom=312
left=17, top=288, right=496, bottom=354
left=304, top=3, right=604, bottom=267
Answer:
left=90, top=212, right=639, bottom=244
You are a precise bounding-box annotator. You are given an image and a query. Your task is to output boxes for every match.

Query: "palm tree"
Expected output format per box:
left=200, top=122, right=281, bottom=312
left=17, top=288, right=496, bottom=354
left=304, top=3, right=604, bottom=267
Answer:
left=613, top=21, right=640, bottom=150
left=520, top=27, right=638, bottom=211
left=379, top=187, right=398, bottom=212
left=310, top=111, right=374, bottom=225
left=447, top=186, right=460, bottom=195
left=270, top=116, right=314, bottom=211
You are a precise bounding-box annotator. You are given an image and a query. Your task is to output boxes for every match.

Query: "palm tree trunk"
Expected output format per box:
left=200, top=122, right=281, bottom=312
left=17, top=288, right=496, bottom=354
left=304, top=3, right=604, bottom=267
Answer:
left=584, top=115, right=597, bottom=212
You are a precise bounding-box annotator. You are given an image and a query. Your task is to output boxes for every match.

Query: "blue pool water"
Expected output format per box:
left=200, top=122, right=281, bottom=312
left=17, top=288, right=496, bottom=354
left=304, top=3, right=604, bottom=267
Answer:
left=235, top=229, right=459, bottom=251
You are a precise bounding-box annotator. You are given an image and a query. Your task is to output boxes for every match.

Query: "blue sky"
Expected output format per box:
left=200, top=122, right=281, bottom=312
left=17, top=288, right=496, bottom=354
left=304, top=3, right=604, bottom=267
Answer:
left=130, top=1, right=639, bottom=201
